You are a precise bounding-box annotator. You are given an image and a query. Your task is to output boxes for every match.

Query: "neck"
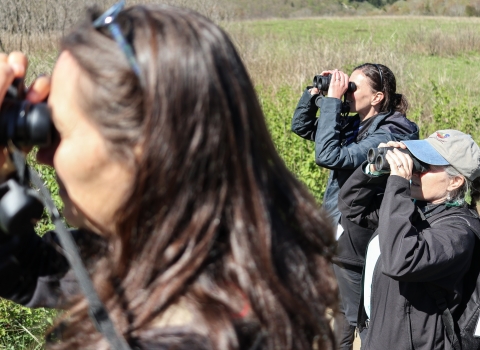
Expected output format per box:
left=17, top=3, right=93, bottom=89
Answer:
left=359, top=112, right=376, bottom=122
left=359, top=108, right=381, bottom=122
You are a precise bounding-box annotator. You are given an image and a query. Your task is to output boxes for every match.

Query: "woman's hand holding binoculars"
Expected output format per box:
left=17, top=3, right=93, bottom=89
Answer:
left=310, top=69, right=350, bottom=99
left=0, top=52, right=51, bottom=181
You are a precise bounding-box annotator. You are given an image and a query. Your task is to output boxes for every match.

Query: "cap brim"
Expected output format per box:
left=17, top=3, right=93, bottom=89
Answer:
left=401, top=140, right=450, bottom=166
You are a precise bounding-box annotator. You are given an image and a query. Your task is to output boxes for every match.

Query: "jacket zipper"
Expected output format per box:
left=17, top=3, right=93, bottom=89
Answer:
left=406, top=300, right=415, bottom=350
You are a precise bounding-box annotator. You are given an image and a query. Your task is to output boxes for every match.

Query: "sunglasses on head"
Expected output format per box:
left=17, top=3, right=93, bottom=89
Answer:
left=92, top=0, right=144, bottom=85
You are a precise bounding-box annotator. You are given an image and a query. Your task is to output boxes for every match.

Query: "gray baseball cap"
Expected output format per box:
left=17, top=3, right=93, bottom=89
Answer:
left=402, top=130, right=480, bottom=181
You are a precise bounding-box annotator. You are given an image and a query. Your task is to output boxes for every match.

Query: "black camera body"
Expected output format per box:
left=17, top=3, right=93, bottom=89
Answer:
left=0, top=78, right=53, bottom=234
left=367, top=147, right=429, bottom=173
left=0, top=78, right=53, bottom=147
left=0, top=179, right=43, bottom=233
left=313, top=74, right=357, bottom=93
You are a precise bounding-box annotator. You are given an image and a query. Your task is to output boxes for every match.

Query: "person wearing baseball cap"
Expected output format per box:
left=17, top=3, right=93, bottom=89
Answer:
left=337, top=129, right=480, bottom=349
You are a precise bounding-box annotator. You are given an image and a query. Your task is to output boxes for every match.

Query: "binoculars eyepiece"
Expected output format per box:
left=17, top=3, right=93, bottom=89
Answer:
left=0, top=78, right=53, bottom=148
left=367, top=147, right=429, bottom=173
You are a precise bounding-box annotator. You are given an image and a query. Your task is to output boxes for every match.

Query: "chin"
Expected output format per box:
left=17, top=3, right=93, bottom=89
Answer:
left=410, top=192, right=425, bottom=202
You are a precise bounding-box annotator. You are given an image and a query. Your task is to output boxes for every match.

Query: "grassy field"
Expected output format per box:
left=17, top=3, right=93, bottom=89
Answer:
left=2, top=14, right=480, bottom=348
left=222, top=16, right=480, bottom=202
left=228, top=15, right=480, bottom=111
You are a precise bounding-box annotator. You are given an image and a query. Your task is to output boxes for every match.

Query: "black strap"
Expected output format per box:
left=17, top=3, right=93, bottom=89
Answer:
left=11, top=148, right=131, bottom=350
left=405, top=302, right=414, bottom=350
left=426, top=285, right=461, bottom=350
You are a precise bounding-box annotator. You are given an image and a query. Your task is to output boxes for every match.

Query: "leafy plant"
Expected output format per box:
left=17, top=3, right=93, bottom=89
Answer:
left=259, top=84, right=329, bottom=202
left=0, top=299, right=56, bottom=350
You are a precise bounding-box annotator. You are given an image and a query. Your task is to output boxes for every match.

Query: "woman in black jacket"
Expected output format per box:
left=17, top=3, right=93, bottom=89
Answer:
left=0, top=3, right=338, bottom=350
left=339, top=130, right=480, bottom=349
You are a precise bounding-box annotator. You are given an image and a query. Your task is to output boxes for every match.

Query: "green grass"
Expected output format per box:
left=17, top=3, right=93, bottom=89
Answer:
left=228, top=15, right=480, bottom=118
left=0, top=299, right=56, bottom=350
left=231, top=16, right=480, bottom=42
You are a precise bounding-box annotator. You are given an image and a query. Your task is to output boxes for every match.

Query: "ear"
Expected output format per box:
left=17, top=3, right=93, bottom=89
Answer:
left=371, top=91, right=384, bottom=107
left=447, top=175, right=465, bottom=192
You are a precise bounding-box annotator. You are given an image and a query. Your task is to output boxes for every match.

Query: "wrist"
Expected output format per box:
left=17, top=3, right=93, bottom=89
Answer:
left=326, top=95, right=342, bottom=101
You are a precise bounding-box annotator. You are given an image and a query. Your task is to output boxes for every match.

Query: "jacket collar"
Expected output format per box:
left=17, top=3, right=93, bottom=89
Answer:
left=355, top=109, right=395, bottom=141
left=418, top=202, right=447, bottom=219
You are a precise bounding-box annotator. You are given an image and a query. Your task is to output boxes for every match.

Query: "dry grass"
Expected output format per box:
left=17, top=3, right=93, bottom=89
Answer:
left=0, top=0, right=234, bottom=81
left=231, top=28, right=408, bottom=93
left=226, top=16, right=480, bottom=128
left=1, top=3, right=480, bottom=127
left=406, top=25, right=480, bottom=56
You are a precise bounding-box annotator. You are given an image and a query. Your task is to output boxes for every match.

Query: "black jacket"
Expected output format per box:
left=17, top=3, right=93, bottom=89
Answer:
left=339, top=165, right=480, bottom=350
left=291, top=89, right=419, bottom=225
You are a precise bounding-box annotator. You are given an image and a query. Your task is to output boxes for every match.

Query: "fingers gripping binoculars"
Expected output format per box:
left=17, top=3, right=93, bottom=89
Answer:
left=312, top=74, right=357, bottom=93
left=0, top=78, right=53, bottom=147
left=312, top=74, right=357, bottom=116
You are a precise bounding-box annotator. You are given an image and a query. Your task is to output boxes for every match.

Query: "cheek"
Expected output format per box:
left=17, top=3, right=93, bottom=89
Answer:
left=53, top=137, right=135, bottom=233
left=53, top=139, right=97, bottom=187
left=417, top=172, right=432, bottom=187
left=351, top=90, right=367, bottom=104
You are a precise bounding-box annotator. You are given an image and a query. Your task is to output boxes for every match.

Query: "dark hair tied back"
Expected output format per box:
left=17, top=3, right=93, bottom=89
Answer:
left=394, top=93, right=402, bottom=104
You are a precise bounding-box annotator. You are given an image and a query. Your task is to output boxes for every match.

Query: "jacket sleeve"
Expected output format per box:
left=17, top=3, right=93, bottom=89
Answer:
left=0, top=228, right=80, bottom=309
left=313, top=99, right=396, bottom=170
left=338, top=163, right=386, bottom=226
left=335, top=164, right=386, bottom=265
left=377, top=176, right=475, bottom=283
left=291, top=88, right=320, bottom=141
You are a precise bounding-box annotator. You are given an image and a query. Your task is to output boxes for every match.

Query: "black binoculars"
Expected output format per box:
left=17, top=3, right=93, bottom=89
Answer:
left=367, top=147, right=429, bottom=173
left=0, top=78, right=53, bottom=147
left=0, top=78, right=54, bottom=234
left=312, top=74, right=357, bottom=93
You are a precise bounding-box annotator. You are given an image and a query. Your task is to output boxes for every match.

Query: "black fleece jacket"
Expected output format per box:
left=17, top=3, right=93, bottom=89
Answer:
left=339, top=164, right=480, bottom=350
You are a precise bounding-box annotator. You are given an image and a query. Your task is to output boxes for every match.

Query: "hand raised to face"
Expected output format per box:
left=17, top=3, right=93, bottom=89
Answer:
left=322, top=69, right=349, bottom=99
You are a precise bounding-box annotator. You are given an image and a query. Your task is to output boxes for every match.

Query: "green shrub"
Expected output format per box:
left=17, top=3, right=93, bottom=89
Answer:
left=429, top=82, right=480, bottom=139
left=465, top=5, right=480, bottom=17
left=0, top=299, right=56, bottom=350
left=259, top=84, right=329, bottom=203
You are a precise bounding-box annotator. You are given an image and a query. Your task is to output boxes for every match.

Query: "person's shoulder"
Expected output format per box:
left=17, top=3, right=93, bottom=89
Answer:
left=431, top=207, right=480, bottom=240
left=378, top=111, right=419, bottom=138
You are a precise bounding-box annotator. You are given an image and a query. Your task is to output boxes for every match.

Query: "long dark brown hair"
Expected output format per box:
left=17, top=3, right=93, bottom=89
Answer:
left=353, top=63, right=409, bottom=115
left=51, top=4, right=337, bottom=349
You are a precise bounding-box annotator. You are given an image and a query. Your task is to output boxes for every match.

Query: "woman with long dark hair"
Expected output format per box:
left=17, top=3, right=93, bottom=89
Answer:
left=0, top=3, right=337, bottom=349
